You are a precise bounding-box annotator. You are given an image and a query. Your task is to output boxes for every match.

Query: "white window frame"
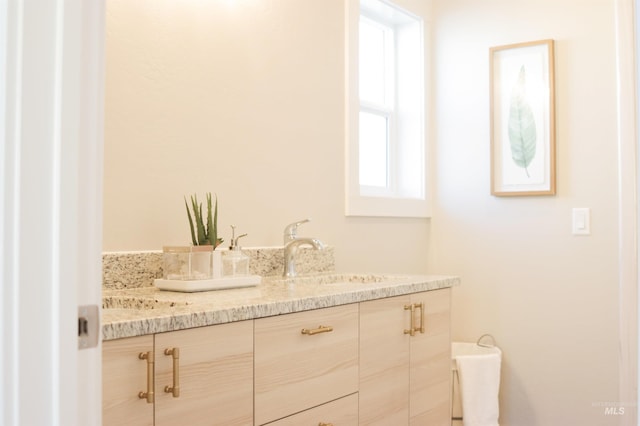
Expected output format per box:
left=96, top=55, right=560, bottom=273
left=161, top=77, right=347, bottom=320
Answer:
left=345, top=0, right=430, bottom=217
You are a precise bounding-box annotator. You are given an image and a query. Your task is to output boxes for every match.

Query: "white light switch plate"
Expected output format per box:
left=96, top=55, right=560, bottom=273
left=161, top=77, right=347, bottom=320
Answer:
left=572, top=208, right=590, bottom=235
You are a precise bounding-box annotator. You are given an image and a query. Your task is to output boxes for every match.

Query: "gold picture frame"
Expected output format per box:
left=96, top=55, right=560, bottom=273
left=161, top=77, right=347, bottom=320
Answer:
left=490, top=39, right=556, bottom=196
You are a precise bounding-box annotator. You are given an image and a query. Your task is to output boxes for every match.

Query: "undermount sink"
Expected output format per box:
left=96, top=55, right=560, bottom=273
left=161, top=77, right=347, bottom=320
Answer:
left=268, top=273, right=406, bottom=286
left=102, top=296, right=190, bottom=310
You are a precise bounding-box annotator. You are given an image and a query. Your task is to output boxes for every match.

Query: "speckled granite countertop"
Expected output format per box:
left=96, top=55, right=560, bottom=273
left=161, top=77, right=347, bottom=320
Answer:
left=102, top=273, right=459, bottom=341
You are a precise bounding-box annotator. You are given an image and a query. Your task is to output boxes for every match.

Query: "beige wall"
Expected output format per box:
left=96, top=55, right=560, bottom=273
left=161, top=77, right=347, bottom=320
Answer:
left=429, top=0, right=621, bottom=424
left=104, top=0, right=432, bottom=274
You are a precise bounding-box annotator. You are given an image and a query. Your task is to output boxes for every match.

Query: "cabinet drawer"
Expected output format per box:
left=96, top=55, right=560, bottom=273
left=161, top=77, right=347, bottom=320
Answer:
left=255, top=304, right=359, bottom=425
left=267, top=393, right=358, bottom=426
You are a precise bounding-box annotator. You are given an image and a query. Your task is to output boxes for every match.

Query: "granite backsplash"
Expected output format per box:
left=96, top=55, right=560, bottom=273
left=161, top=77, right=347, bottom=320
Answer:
left=102, top=246, right=335, bottom=290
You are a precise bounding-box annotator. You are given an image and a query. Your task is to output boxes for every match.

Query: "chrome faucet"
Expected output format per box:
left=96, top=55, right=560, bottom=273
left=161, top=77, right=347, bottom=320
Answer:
left=283, top=218, right=324, bottom=277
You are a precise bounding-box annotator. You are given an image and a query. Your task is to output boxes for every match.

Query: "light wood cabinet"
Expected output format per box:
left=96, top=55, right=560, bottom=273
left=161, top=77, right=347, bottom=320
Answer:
left=102, top=320, right=253, bottom=426
left=254, top=304, right=359, bottom=425
left=154, top=321, right=254, bottom=425
left=103, top=288, right=451, bottom=426
left=267, top=393, right=359, bottom=426
left=103, top=335, right=154, bottom=426
left=359, top=288, right=451, bottom=426
left=359, top=295, right=410, bottom=424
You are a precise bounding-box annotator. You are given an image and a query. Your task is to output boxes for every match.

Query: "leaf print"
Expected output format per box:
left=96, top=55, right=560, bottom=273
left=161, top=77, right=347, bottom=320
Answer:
left=508, top=65, right=537, bottom=178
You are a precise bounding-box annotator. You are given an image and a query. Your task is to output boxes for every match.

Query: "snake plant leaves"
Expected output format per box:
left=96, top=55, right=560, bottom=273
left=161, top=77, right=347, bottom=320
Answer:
left=508, top=65, right=537, bottom=178
left=205, top=193, right=221, bottom=248
left=185, top=197, right=198, bottom=246
left=185, top=192, right=222, bottom=247
left=206, top=193, right=214, bottom=246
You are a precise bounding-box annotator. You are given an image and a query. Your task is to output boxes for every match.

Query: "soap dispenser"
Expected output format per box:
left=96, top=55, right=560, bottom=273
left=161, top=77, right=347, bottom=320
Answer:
left=223, top=225, right=250, bottom=277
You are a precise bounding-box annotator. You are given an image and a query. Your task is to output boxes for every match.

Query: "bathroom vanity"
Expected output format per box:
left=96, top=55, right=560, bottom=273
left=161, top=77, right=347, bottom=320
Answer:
left=102, top=272, right=456, bottom=426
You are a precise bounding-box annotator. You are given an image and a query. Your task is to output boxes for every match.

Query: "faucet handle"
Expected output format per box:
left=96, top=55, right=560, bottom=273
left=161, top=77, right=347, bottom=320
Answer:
left=283, top=218, right=311, bottom=243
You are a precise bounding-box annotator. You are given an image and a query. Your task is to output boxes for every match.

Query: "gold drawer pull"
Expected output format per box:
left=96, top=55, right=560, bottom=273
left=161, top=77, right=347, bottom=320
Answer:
left=404, top=304, right=415, bottom=336
left=414, top=302, right=425, bottom=334
left=138, top=351, right=154, bottom=403
left=319, top=423, right=334, bottom=426
left=164, top=347, right=180, bottom=398
left=301, top=325, right=333, bottom=336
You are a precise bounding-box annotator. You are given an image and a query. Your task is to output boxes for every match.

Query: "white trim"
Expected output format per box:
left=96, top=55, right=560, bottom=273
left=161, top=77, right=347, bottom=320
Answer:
left=1, top=1, right=22, bottom=424
left=615, top=0, right=639, bottom=424
left=1, top=1, right=104, bottom=424
left=52, top=1, right=65, bottom=421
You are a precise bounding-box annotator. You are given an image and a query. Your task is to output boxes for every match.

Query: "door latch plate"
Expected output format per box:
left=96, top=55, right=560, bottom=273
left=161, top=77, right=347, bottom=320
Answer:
left=78, top=305, right=99, bottom=349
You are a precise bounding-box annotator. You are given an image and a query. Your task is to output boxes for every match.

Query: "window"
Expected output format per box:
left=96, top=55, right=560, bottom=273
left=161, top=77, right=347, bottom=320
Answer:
left=359, top=15, right=393, bottom=193
left=346, top=0, right=428, bottom=217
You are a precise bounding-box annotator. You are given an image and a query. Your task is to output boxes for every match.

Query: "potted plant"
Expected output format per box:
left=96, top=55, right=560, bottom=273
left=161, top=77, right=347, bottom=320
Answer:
left=162, top=193, right=224, bottom=281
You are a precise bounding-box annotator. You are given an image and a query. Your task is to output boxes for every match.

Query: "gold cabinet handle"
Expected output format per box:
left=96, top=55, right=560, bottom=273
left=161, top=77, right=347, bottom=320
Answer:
left=404, top=304, right=415, bottom=336
left=301, top=325, right=333, bottom=336
left=163, top=347, right=180, bottom=398
left=414, top=302, right=425, bottom=334
left=319, top=423, right=334, bottom=426
left=138, top=351, right=154, bottom=403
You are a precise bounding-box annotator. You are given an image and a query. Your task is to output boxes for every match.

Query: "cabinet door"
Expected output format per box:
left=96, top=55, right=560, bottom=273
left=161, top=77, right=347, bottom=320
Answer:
left=268, top=393, right=359, bottom=426
left=154, top=320, right=253, bottom=426
left=103, top=335, right=154, bottom=426
left=255, top=304, right=359, bottom=425
left=409, top=288, right=451, bottom=426
left=359, top=295, right=411, bottom=425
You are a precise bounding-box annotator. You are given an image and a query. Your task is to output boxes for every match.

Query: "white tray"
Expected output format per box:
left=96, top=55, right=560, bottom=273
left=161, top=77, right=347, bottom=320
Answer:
left=154, top=275, right=261, bottom=292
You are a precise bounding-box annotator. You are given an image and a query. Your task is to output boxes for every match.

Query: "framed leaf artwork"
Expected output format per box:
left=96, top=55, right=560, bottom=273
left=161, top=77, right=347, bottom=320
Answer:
left=490, top=39, right=556, bottom=196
